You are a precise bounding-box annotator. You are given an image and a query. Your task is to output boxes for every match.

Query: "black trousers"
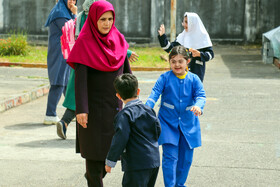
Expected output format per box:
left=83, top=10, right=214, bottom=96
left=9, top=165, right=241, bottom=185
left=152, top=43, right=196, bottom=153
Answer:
left=85, top=160, right=107, bottom=187
left=122, top=167, right=159, bottom=187
left=61, top=108, right=75, bottom=125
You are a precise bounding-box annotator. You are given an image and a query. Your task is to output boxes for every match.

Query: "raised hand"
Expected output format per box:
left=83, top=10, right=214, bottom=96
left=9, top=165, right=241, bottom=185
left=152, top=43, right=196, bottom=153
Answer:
left=158, top=24, right=165, bottom=36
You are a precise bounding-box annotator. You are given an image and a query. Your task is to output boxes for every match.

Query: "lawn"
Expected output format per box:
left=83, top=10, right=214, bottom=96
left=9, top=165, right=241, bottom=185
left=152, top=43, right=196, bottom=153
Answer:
left=0, top=45, right=170, bottom=68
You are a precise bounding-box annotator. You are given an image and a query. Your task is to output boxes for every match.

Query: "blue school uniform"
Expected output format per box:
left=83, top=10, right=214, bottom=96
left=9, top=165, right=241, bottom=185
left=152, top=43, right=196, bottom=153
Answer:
left=146, top=70, right=206, bottom=187
left=146, top=71, right=206, bottom=148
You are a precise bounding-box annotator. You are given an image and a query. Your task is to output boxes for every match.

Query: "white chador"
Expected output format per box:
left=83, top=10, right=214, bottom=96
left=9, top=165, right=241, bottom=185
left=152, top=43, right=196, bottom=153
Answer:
left=176, top=12, right=212, bottom=50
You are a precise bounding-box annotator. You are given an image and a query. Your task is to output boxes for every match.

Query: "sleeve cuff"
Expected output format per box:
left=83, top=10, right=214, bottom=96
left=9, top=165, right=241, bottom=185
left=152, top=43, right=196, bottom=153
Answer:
left=127, top=49, right=132, bottom=58
left=105, top=159, right=117, bottom=168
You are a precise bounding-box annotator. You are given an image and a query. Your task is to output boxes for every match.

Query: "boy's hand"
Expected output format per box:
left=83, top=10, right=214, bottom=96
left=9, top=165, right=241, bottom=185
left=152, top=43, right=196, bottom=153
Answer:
left=76, top=113, right=88, bottom=128
left=158, top=24, right=165, bottom=36
left=190, top=106, right=201, bottom=116
left=105, top=165, right=111, bottom=173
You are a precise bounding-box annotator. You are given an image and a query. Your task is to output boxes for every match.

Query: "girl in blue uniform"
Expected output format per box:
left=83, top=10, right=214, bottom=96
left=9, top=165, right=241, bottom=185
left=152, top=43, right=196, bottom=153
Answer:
left=146, top=45, right=206, bottom=187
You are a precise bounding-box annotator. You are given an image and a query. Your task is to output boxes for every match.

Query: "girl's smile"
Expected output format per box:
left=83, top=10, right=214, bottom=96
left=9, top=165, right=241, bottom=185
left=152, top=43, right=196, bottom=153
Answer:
left=169, top=54, right=190, bottom=76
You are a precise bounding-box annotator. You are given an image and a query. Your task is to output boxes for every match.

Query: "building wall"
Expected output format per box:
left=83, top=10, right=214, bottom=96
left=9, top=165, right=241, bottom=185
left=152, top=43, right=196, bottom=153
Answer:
left=0, top=0, right=279, bottom=43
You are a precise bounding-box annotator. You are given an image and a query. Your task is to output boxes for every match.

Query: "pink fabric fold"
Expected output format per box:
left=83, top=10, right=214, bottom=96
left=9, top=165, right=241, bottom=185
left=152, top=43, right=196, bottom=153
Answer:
left=61, top=19, right=76, bottom=59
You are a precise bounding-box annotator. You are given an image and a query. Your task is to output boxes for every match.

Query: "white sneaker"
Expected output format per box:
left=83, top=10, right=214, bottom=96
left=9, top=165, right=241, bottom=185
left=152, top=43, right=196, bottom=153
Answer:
left=43, top=116, right=60, bottom=125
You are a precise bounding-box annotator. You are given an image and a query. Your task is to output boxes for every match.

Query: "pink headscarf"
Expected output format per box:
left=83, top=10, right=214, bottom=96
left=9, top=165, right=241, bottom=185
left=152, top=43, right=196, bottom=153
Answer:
left=67, top=1, right=129, bottom=72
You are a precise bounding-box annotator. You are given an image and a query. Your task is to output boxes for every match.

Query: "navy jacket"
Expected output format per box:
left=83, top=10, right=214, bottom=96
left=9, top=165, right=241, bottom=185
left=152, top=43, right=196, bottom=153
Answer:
left=106, top=99, right=161, bottom=171
left=158, top=34, right=214, bottom=82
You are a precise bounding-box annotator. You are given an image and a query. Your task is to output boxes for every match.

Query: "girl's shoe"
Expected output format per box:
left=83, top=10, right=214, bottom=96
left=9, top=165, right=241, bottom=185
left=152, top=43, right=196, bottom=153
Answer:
left=56, top=120, right=67, bottom=139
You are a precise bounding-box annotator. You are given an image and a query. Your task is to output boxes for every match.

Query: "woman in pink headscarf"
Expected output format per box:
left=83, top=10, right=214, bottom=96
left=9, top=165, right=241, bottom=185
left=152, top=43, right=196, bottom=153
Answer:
left=67, top=1, right=131, bottom=186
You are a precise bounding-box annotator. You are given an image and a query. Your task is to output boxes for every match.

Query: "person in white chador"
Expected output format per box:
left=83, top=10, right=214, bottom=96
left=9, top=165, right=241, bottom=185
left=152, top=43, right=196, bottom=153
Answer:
left=158, top=12, right=214, bottom=82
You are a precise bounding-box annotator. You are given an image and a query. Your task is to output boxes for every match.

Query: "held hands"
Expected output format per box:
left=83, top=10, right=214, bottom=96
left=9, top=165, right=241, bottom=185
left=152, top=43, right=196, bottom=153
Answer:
left=189, top=48, right=201, bottom=57
left=128, top=51, right=139, bottom=63
left=76, top=113, right=88, bottom=128
left=105, top=165, right=112, bottom=173
left=190, top=106, right=202, bottom=116
left=158, top=24, right=165, bottom=36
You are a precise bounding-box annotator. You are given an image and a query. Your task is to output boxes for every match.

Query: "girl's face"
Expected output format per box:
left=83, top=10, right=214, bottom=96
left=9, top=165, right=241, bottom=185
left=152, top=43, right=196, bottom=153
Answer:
left=67, top=0, right=76, bottom=9
left=169, top=54, right=189, bottom=76
left=97, top=11, right=114, bottom=35
left=182, top=16, right=188, bottom=32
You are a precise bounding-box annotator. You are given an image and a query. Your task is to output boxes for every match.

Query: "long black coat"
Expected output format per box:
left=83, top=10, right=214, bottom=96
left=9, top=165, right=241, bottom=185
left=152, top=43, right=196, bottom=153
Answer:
left=75, top=58, right=131, bottom=160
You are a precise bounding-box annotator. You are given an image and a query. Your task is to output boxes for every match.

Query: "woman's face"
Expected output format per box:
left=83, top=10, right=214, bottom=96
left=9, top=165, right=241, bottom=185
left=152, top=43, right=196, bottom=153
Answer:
left=182, top=16, right=188, bottom=32
left=97, top=11, right=114, bottom=35
left=67, top=0, right=77, bottom=9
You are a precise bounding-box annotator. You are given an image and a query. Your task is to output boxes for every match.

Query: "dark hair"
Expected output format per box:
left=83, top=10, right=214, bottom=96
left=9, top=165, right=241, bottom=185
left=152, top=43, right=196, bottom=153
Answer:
left=169, top=45, right=190, bottom=61
left=114, top=73, right=138, bottom=100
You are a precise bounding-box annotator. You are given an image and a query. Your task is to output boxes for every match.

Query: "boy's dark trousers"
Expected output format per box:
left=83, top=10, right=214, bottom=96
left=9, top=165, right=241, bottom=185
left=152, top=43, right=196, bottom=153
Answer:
left=85, top=160, right=107, bottom=187
left=122, top=167, right=159, bottom=187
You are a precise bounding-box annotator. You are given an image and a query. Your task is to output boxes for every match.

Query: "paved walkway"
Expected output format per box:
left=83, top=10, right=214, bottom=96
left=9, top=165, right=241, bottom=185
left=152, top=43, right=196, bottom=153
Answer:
left=0, top=45, right=279, bottom=186
left=0, top=67, right=49, bottom=112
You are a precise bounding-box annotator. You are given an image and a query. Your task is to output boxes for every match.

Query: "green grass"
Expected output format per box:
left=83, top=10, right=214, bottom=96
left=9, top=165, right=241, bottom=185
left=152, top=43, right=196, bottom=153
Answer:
left=0, top=46, right=47, bottom=64
left=129, top=47, right=169, bottom=68
left=0, top=45, right=170, bottom=68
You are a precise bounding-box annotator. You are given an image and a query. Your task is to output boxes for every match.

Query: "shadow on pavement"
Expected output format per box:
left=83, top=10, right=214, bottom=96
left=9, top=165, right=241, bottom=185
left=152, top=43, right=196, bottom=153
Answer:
left=16, top=138, right=75, bottom=148
left=4, top=123, right=49, bottom=130
left=221, top=54, right=280, bottom=79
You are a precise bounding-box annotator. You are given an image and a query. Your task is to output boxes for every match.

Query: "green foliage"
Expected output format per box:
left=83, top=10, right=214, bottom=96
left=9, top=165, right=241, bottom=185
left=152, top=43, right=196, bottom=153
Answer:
left=0, top=32, right=28, bottom=56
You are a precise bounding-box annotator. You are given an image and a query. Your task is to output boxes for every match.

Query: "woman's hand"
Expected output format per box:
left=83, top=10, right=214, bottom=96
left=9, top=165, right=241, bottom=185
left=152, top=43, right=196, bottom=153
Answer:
left=189, top=48, right=201, bottom=57
left=69, top=3, right=78, bottom=15
left=76, top=113, right=88, bottom=128
left=128, top=51, right=139, bottom=63
left=158, top=24, right=165, bottom=36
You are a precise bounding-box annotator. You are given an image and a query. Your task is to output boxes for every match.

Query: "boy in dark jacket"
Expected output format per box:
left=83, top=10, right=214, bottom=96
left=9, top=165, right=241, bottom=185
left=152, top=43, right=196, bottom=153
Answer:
left=105, top=73, right=161, bottom=187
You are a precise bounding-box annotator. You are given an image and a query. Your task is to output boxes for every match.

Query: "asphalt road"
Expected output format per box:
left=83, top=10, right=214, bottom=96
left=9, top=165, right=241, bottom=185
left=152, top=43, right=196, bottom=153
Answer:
left=0, top=45, right=279, bottom=186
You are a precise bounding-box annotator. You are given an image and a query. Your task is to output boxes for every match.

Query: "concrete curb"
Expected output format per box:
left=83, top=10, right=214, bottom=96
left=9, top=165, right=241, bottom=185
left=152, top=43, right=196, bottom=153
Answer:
left=0, top=62, right=170, bottom=71
left=0, top=62, right=47, bottom=68
left=0, top=85, right=50, bottom=113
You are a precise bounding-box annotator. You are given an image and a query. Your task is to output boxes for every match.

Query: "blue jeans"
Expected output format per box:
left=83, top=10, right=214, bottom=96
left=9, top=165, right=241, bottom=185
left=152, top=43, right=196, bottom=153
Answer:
left=46, top=85, right=66, bottom=116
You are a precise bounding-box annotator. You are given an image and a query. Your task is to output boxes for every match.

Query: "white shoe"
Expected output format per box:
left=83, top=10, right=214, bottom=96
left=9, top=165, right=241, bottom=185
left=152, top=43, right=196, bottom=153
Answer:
left=43, top=116, right=60, bottom=125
